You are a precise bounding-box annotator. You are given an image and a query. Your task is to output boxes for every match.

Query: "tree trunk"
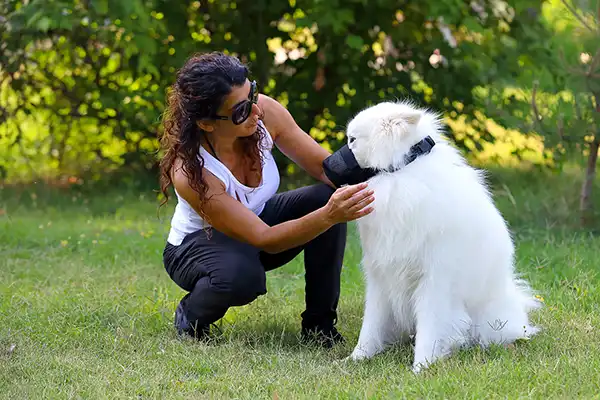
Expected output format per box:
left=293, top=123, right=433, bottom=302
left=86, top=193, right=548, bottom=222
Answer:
left=580, top=136, right=599, bottom=227
left=580, top=92, right=600, bottom=227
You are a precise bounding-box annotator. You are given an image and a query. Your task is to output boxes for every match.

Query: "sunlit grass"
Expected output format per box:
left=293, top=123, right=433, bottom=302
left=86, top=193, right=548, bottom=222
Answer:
left=1, top=168, right=600, bottom=398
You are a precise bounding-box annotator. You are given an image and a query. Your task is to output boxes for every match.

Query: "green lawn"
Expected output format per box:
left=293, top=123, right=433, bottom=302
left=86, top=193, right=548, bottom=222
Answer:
left=1, top=168, right=599, bottom=399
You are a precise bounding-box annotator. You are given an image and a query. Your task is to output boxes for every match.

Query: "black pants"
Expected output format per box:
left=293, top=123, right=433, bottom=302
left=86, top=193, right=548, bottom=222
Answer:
left=162, top=183, right=347, bottom=330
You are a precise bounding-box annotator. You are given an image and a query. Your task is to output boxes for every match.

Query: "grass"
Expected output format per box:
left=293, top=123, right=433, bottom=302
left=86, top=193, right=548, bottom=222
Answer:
left=1, top=166, right=600, bottom=399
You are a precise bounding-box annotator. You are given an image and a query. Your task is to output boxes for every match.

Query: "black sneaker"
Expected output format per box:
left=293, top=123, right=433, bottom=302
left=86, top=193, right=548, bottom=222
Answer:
left=174, top=303, right=210, bottom=340
left=301, top=324, right=345, bottom=349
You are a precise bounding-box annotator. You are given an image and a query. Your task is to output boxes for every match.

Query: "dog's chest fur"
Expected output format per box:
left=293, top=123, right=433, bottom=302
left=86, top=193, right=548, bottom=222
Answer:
left=356, top=163, right=434, bottom=264
left=355, top=169, right=435, bottom=330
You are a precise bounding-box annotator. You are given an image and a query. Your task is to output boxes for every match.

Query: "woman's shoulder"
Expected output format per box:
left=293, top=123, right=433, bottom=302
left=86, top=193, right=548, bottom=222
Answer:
left=171, top=157, right=227, bottom=197
left=257, top=94, right=294, bottom=142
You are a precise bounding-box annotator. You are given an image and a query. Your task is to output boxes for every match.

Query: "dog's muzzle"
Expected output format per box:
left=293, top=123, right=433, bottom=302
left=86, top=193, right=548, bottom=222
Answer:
left=322, top=144, right=377, bottom=188
left=322, top=136, right=436, bottom=188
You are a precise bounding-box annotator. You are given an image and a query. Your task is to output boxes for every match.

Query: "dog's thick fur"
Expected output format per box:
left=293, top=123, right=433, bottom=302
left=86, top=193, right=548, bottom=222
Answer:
left=345, top=101, right=541, bottom=373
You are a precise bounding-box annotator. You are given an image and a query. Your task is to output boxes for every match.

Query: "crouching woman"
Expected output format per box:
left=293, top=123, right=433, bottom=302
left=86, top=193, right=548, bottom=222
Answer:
left=158, top=52, right=374, bottom=347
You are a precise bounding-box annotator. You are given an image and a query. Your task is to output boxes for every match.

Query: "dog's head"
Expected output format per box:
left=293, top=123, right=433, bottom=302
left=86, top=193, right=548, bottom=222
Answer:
left=346, top=101, right=440, bottom=170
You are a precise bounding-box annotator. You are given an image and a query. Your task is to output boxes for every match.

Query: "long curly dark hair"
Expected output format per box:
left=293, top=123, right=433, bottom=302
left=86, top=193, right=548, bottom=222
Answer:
left=158, top=52, right=267, bottom=221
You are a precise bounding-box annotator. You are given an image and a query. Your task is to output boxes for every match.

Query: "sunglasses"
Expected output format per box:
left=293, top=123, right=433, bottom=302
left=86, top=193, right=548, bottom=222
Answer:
left=213, top=80, right=258, bottom=125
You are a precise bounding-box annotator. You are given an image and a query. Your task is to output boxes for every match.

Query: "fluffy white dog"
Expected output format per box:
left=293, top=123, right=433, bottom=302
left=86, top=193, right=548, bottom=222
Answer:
left=344, top=101, right=541, bottom=373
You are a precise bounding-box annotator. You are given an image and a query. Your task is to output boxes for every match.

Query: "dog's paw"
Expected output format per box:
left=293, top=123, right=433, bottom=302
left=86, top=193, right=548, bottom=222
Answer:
left=334, top=356, right=353, bottom=364
left=347, top=349, right=370, bottom=361
left=411, top=361, right=429, bottom=374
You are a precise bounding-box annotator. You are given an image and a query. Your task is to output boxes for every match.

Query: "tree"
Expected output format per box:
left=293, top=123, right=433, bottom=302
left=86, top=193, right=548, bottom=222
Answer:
left=1, top=0, right=553, bottom=185
left=483, top=0, right=599, bottom=227
left=0, top=0, right=174, bottom=180
left=546, top=0, right=599, bottom=227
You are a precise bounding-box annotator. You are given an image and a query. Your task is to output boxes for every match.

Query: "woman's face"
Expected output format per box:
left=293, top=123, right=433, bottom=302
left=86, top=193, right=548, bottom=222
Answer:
left=212, top=79, right=261, bottom=137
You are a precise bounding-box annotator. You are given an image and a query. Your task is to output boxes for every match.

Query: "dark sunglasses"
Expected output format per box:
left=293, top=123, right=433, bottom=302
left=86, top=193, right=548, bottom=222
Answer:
left=213, top=80, right=258, bottom=125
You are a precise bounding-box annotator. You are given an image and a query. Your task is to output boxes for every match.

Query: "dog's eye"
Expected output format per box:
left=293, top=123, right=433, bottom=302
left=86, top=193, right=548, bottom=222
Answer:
left=349, top=137, right=356, bottom=143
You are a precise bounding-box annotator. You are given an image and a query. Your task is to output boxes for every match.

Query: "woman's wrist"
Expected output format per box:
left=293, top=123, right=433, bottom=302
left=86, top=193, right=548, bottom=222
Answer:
left=315, top=203, right=336, bottom=227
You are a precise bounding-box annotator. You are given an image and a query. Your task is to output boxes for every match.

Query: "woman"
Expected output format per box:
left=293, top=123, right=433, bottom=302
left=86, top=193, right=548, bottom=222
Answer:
left=159, top=51, right=374, bottom=348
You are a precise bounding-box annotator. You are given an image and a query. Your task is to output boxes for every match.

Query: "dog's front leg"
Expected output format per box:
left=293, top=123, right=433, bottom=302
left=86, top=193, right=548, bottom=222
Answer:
left=348, top=278, right=396, bottom=361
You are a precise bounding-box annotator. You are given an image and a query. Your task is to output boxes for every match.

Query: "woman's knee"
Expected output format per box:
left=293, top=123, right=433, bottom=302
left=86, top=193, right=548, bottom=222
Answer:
left=307, top=183, right=336, bottom=209
left=210, top=258, right=267, bottom=306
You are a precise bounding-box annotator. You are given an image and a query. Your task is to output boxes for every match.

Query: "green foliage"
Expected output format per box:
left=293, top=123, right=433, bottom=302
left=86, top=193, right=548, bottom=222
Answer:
left=536, top=0, right=599, bottom=160
left=1, top=0, right=555, bottom=182
left=482, top=0, right=599, bottom=167
left=475, top=0, right=599, bottom=226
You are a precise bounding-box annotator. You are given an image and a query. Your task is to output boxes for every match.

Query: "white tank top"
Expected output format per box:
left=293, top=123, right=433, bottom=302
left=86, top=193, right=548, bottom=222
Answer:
left=166, top=121, right=280, bottom=245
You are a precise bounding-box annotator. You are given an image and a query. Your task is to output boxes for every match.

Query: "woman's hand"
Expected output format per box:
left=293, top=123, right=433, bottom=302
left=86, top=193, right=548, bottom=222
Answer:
left=324, top=183, right=375, bottom=224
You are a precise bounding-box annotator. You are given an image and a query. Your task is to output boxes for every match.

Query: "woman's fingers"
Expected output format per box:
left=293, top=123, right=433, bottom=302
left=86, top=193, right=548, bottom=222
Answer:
left=348, top=194, right=375, bottom=214
left=350, top=205, right=374, bottom=220
left=336, top=182, right=369, bottom=200
left=344, top=187, right=374, bottom=208
left=328, top=182, right=375, bottom=222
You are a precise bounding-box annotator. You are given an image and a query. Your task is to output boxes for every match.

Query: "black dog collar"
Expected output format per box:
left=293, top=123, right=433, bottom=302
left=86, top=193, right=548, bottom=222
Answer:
left=402, top=135, right=436, bottom=166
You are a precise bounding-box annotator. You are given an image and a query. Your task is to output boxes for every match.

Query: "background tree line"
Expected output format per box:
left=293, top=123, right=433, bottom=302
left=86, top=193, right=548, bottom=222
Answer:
left=0, top=0, right=598, bottom=225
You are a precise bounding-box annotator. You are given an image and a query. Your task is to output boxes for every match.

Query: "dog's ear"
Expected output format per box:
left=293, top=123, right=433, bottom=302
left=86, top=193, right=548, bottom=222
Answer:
left=382, top=110, right=421, bottom=135
left=403, top=111, right=421, bottom=126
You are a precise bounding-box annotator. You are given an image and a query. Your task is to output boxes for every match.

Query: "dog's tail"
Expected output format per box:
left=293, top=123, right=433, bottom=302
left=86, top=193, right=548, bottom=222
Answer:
left=471, top=277, right=542, bottom=347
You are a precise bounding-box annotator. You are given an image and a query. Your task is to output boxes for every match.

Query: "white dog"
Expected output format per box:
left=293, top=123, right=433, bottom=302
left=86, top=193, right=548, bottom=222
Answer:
left=344, top=101, right=541, bottom=373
